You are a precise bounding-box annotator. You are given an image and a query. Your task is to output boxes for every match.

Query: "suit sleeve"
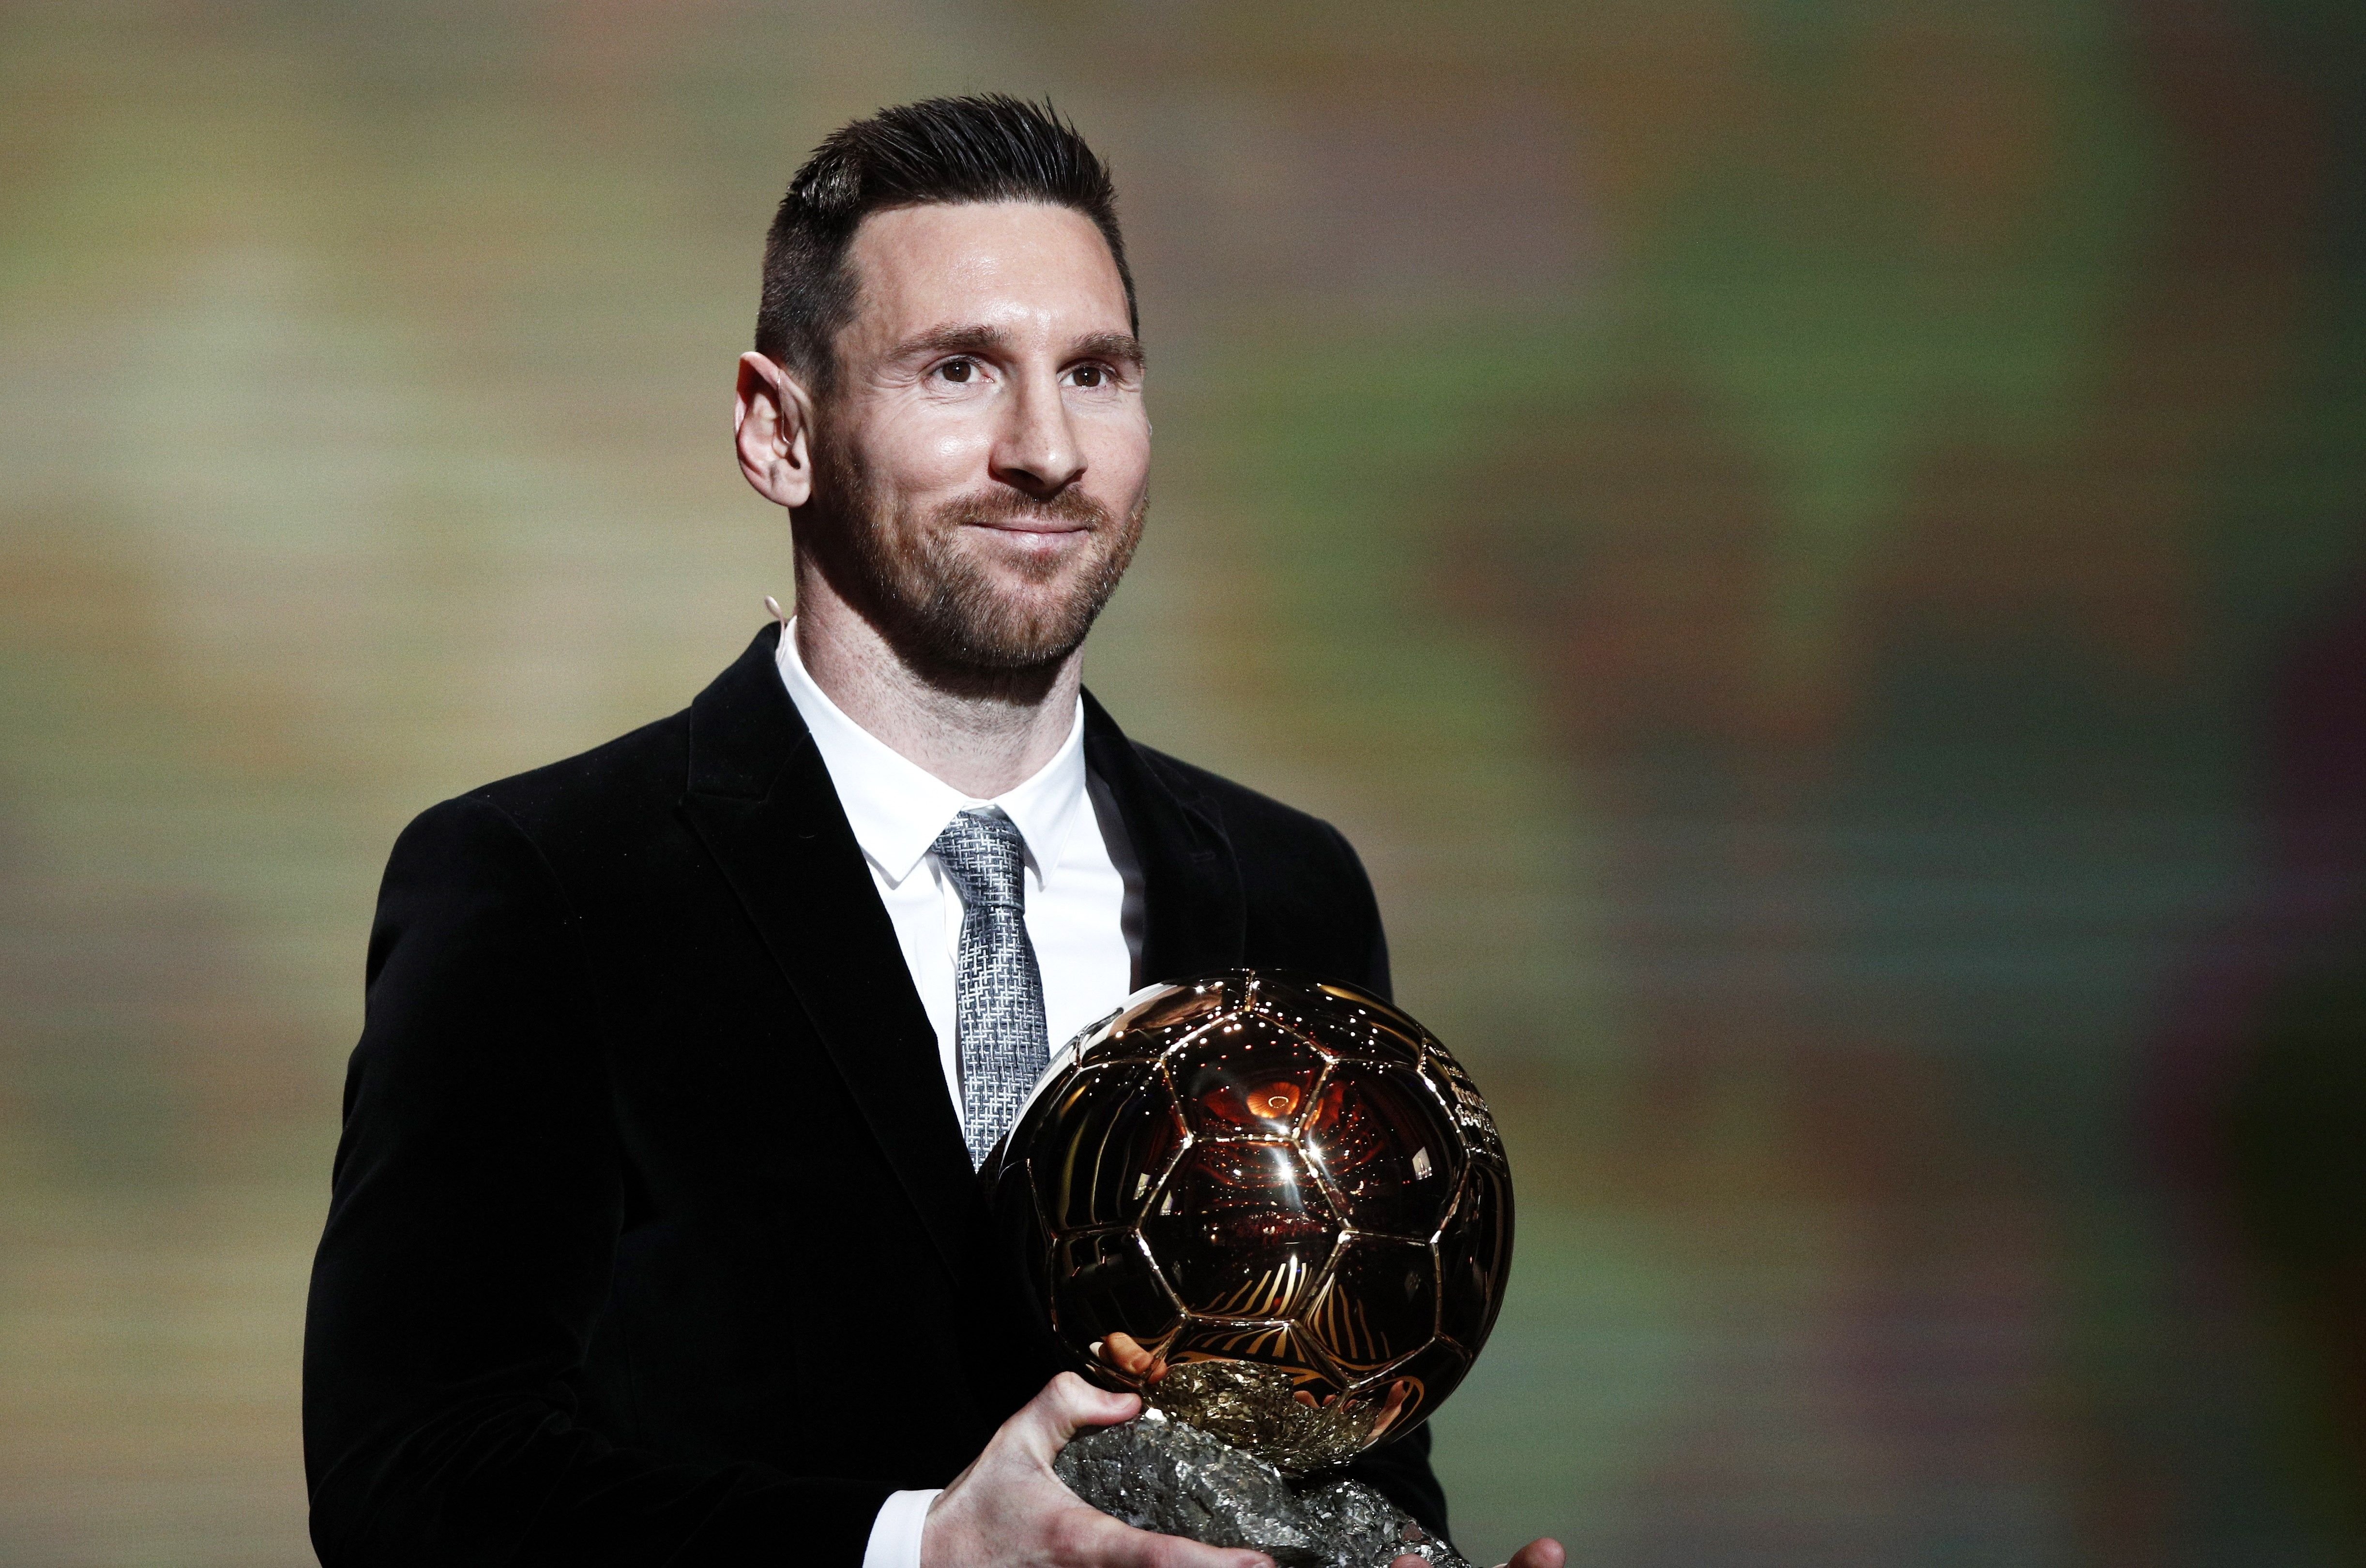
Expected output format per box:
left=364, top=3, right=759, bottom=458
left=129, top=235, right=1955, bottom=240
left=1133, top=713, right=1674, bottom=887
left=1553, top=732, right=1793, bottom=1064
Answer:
left=1320, top=819, right=1394, bottom=1002
left=1314, top=821, right=1454, bottom=1541
left=303, top=796, right=892, bottom=1568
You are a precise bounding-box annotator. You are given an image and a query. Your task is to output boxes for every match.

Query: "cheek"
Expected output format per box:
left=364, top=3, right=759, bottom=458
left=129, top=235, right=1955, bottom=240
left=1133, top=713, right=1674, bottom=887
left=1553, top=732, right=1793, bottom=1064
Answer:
left=922, top=424, right=995, bottom=481
left=859, top=402, right=998, bottom=498
left=1078, top=409, right=1153, bottom=493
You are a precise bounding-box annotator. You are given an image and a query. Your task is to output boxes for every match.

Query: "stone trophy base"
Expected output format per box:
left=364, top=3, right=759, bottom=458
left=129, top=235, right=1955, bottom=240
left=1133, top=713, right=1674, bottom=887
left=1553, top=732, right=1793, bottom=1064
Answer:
left=1056, top=1408, right=1473, bottom=1568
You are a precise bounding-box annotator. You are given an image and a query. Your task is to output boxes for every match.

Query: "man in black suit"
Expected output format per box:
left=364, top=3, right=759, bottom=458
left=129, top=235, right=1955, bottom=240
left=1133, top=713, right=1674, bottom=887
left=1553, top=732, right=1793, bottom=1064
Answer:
left=303, top=96, right=1562, bottom=1568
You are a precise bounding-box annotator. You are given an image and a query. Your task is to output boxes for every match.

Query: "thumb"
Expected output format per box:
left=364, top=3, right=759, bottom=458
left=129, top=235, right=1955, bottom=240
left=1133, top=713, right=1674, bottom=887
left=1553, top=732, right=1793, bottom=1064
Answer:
left=1504, top=1538, right=1567, bottom=1568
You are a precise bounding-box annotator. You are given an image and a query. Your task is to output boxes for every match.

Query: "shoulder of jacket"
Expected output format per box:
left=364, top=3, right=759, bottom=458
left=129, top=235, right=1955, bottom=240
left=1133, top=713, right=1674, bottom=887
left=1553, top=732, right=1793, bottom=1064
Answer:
left=440, top=706, right=692, bottom=844
left=1129, top=743, right=1358, bottom=865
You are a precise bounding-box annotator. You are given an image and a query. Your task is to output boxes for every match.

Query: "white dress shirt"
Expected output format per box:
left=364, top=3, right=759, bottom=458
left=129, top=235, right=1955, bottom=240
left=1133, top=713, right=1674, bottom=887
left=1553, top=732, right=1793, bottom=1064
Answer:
left=774, top=622, right=1142, bottom=1568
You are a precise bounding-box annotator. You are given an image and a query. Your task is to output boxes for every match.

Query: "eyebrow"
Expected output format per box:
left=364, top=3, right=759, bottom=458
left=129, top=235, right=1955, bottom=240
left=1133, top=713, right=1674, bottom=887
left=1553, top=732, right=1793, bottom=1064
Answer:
left=894, top=322, right=1146, bottom=371
left=1073, top=331, right=1147, bottom=370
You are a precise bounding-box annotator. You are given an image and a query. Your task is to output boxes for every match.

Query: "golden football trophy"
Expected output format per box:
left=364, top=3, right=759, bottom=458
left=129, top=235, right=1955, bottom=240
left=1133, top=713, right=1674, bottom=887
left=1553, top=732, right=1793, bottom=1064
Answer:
left=986, top=971, right=1513, bottom=1568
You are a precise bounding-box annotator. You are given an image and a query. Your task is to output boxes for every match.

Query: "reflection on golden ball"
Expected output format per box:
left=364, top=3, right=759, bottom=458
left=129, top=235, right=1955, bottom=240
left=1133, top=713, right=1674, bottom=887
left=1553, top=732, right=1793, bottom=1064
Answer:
left=986, top=971, right=1513, bottom=1473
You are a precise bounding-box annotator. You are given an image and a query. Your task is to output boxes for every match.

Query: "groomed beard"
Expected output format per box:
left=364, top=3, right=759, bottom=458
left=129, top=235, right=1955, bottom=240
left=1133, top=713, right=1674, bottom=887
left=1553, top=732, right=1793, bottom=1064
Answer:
left=812, top=434, right=1146, bottom=680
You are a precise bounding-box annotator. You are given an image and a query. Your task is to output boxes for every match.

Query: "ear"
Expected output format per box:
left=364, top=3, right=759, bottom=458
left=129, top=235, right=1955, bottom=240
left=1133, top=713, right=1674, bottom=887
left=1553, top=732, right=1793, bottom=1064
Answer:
left=735, top=351, right=817, bottom=509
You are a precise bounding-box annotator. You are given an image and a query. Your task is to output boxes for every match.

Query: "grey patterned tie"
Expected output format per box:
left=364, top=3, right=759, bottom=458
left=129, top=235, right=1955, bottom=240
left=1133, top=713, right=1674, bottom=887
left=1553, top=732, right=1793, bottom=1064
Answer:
left=930, top=807, right=1049, bottom=1168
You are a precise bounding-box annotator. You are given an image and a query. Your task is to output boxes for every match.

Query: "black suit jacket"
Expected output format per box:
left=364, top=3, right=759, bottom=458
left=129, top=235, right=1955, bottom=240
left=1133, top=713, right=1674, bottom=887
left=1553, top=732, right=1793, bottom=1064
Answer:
left=303, top=623, right=1447, bottom=1567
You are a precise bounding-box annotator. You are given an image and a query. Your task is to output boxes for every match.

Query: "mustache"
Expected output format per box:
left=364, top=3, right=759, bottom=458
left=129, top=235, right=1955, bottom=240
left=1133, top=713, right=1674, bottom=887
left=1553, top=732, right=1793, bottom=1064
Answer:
left=933, top=485, right=1117, bottom=532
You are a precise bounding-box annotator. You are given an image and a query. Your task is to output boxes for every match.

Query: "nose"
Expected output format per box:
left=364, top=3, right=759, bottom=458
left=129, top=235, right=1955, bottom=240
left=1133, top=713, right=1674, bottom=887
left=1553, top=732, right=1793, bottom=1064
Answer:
left=989, top=366, right=1086, bottom=498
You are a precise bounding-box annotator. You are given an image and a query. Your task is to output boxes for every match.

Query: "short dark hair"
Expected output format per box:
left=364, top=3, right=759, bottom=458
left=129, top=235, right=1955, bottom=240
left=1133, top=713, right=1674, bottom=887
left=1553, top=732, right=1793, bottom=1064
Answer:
left=755, top=95, right=1136, bottom=388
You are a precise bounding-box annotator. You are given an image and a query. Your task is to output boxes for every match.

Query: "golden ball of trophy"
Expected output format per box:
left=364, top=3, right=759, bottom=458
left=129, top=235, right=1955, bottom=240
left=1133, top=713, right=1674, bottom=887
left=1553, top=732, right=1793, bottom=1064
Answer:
left=987, top=971, right=1513, bottom=1474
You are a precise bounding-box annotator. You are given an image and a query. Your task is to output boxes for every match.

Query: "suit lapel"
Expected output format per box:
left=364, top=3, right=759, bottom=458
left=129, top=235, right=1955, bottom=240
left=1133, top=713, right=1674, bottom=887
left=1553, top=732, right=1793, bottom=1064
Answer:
left=1081, top=691, right=1248, bottom=983
left=672, top=633, right=1251, bottom=1304
left=676, top=625, right=981, bottom=1292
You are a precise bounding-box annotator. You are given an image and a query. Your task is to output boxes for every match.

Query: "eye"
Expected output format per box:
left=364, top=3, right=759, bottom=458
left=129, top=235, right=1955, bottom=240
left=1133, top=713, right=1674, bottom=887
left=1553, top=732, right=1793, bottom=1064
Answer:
left=1071, top=364, right=1105, bottom=389
left=937, top=358, right=977, bottom=384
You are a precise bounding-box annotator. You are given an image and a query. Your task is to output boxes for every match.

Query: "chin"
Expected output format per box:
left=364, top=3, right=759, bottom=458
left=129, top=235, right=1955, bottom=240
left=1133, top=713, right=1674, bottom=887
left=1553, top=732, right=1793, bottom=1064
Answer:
left=961, top=543, right=1107, bottom=606
left=877, top=507, right=1141, bottom=675
left=972, top=604, right=1094, bottom=665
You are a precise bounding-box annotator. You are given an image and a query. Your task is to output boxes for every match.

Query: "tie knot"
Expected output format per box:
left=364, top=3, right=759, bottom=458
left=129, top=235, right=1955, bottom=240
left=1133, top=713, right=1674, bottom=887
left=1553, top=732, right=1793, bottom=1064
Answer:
left=931, top=808, right=1029, bottom=911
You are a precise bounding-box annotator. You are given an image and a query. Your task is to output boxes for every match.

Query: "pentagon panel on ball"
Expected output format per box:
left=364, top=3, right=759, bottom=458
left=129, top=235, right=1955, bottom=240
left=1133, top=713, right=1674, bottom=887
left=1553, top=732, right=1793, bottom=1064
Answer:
left=989, top=970, right=1513, bottom=1476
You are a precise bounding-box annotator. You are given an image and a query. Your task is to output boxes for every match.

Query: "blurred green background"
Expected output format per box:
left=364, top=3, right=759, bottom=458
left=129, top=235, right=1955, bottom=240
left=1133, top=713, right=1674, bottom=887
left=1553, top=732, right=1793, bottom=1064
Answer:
left=5, top=1, right=2366, bottom=1563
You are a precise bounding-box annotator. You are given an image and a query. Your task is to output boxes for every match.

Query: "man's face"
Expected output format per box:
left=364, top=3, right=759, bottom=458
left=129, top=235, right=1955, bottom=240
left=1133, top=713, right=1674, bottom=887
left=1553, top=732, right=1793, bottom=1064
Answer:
left=806, top=200, right=1149, bottom=674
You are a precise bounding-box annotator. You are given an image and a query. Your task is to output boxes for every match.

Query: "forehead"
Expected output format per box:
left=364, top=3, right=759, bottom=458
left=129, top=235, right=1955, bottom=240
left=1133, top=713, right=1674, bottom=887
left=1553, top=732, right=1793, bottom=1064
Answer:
left=841, top=201, right=1131, bottom=344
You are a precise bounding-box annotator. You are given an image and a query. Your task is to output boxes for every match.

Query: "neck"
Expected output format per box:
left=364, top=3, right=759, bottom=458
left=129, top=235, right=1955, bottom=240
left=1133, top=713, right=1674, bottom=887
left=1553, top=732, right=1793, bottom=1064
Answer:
left=790, top=558, right=1085, bottom=799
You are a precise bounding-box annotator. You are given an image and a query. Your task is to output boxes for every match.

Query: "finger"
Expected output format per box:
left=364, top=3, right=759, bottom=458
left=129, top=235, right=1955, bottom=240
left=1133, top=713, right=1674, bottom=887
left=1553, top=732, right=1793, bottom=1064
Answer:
left=1502, top=1538, right=1567, bottom=1568
left=1018, top=1371, right=1142, bottom=1451
left=1075, top=1508, right=1269, bottom=1568
left=1103, top=1332, right=1170, bottom=1383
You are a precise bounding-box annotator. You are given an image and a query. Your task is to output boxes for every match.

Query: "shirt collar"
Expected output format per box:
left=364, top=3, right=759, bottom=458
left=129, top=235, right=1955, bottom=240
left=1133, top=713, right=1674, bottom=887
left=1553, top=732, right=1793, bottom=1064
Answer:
left=775, top=618, right=1088, bottom=890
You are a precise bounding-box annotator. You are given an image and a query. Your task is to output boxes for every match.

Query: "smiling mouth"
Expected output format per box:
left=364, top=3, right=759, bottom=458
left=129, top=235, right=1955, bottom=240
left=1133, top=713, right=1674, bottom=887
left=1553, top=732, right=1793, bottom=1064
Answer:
left=967, top=517, right=1092, bottom=536
left=936, top=484, right=1119, bottom=543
